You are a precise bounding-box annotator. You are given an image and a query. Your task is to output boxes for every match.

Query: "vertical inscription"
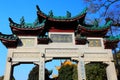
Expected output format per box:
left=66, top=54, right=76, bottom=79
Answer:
left=80, top=61, right=86, bottom=79
left=39, top=59, right=44, bottom=80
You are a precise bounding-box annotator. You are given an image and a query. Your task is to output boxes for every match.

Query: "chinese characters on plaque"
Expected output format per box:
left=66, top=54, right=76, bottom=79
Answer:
left=50, top=34, right=73, bottom=43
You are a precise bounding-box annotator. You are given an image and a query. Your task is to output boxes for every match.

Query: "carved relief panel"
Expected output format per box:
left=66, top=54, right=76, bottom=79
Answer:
left=18, top=37, right=36, bottom=47
left=88, top=39, right=102, bottom=47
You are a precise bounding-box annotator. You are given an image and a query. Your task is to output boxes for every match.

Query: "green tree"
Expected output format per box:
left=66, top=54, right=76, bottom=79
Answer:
left=72, top=64, right=78, bottom=80
left=0, top=76, right=15, bottom=80
left=114, top=51, right=120, bottom=76
left=116, top=50, right=120, bottom=60
left=0, top=76, right=4, bottom=80
left=85, top=62, right=107, bottom=80
left=28, top=65, right=53, bottom=80
left=58, top=64, right=78, bottom=80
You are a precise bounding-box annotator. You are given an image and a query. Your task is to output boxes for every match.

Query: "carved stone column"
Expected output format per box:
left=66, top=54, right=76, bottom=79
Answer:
left=106, top=62, right=118, bottom=80
left=39, top=54, right=45, bottom=80
left=78, top=57, right=86, bottom=80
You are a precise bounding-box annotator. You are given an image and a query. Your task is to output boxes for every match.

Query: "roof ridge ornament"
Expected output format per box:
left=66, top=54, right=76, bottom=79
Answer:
left=66, top=11, right=71, bottom=18
left=36, top=5, right=41, bottom=12
left=20, top=16, right=25, bottom=26
left=8, top=17, right=14, bottom=23
left=33, top=18, right=40, bottom=26
left=105, top=20, right=113, bottom=27
left=48, top=10, right=53, bottom=17
left=93, top=19, right=99, bottom=27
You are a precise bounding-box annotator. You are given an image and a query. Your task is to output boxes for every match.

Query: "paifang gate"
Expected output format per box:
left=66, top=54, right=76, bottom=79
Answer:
left=0, top=5, right=118, bottom=80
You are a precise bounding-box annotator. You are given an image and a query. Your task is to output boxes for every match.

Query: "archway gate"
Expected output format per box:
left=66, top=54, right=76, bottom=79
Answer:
left=0, top=5, right=118, bottom=80
left=3, top=36, right=117, bottom=80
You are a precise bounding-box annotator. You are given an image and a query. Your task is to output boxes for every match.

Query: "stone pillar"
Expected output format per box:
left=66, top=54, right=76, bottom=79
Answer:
left=106, top=62, right=118, bottom=80
left=4, top=49, right=13, bottom=80
left=4, top=60, right=12, bottom=80
left=78, top=57, right=86, bottom=80
left=39, top=54, right=45, bottom=80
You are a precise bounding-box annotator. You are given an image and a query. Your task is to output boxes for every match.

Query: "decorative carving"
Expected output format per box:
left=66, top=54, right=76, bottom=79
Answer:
left=20, top=16, right=25, bottom=26
left=41, top=53, right=45, bottom=58
left=20, top=38, right=35, bottom=47
left=93, top=19, right=98, bottom=27
left=36, top=5, right=40, bottom=11
left=80, top=61, right=86, bottom=79
left=7, top=57, right=12, bottom=62
left=40, top=60, right=44, bottom=80
left=13, top=52, right=39, bottom=58
left=46, top=48, right=78, bottom=54
left=48, top=10, right=53, bottom=17
left=66, top=11, right=71, bottom=18
left=33, top=18, right=39, bottom=26
left=88, top=39, right=102, bottom=47
left=8, top=17, right=14, bottom=23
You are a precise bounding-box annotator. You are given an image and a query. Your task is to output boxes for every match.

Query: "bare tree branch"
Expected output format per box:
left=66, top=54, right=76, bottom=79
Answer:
left=83, top=0, right=120, bottom=26
left=104, top=0, right=120, bottom=16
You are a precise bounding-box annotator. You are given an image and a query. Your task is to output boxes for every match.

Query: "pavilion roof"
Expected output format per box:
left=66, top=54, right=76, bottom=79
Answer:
left=78, top=20, right=112, bottom=37
left=9, top=17, right=45, bottom=36
left=0, top=32, right=18, bottom=41
left=0, top=32, right=19, bottom=48
left=104, top=35, right=120, bottom=49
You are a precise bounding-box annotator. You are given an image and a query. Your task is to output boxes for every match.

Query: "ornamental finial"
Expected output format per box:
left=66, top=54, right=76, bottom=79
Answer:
left=48, top=10, right=53, bottom=17
left=34, top=18, right=39, bottom=26
left=20, top=16, right=25, bottom=25
left=66, top=11, right=71, bottom=18
left=8, top=17, right=14, bottom=23
left=93, top=19, right=99, bottom=27
left=36, top=5, right=40, bottom=11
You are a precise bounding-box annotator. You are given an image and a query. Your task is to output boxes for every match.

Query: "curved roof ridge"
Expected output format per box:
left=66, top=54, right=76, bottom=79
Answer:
left=9, top=17, right=45, bottom=29
left=0, top=32, right=19, bottom=48
left=36, top=5, right=87, bottom=20
left=104, top=35, right=120, bottom=41
left=79, top=20, right=112, bottom=31
left=0, top=32, right=18, bottom=41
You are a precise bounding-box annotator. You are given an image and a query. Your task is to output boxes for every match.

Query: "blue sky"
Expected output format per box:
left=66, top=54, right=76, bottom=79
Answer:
left=0, top=0, right=86, bottom=80
left=0, top=0, right=120, bottom=80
